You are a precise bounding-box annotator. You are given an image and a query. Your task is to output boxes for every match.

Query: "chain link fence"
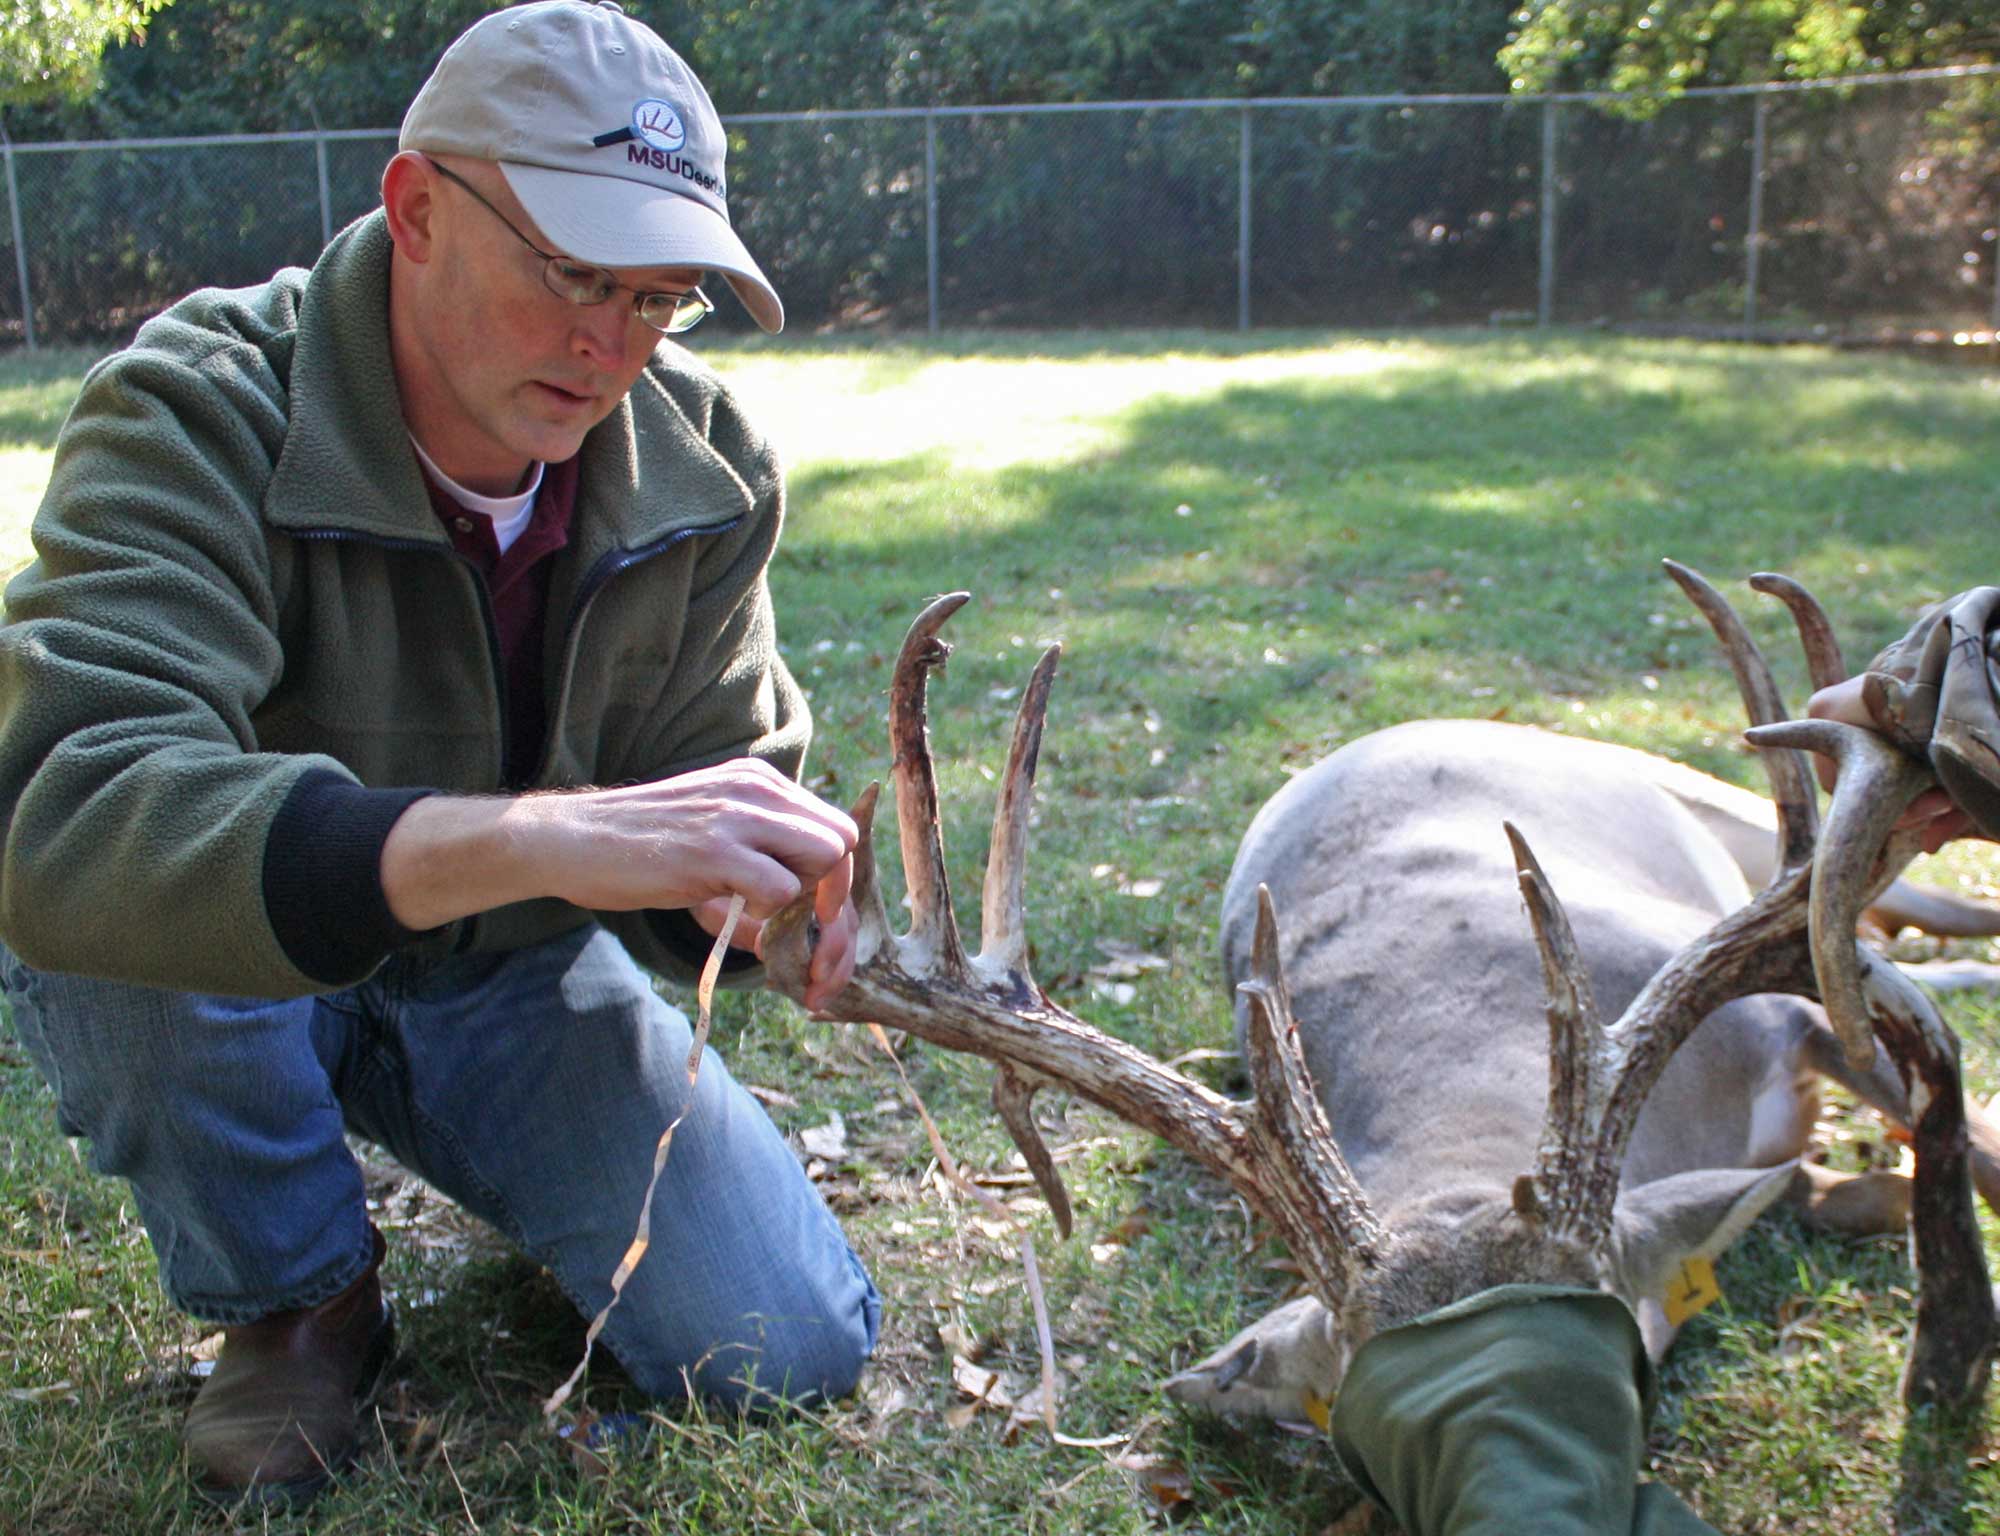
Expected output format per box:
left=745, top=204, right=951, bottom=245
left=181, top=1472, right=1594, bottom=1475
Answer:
left=3, top=69, right=1998, bottom=347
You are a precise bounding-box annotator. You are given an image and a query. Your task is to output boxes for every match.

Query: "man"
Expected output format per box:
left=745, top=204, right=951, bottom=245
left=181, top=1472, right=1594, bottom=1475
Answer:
left=0, top=0, right=876, bottom=1506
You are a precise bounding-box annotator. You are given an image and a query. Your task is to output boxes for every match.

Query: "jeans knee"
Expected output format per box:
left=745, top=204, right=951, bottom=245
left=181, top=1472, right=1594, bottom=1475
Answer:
left=618, top=1250, right=881, bottom=1411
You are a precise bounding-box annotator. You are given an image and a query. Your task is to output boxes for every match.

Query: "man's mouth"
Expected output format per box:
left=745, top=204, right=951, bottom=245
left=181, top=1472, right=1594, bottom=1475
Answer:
left=533, top=380, right=597, bottom=408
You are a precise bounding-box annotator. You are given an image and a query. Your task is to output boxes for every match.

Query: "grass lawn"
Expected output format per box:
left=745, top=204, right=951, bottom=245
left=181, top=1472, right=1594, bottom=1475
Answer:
left=4, top=328, right=2000, bottom=1533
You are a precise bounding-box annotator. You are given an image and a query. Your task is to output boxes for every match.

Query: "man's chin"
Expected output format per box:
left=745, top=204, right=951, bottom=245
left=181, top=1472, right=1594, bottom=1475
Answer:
left=506, top=417, right=598, bottom=468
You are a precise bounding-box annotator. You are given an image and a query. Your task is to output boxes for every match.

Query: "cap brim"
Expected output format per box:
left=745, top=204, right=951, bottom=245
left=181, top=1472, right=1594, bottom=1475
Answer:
left=500, top=162, right=783, bottom=334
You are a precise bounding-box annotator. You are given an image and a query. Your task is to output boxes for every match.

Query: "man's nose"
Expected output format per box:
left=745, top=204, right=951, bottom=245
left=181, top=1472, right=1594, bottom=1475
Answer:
left=573, top=297, right=636, bottom=362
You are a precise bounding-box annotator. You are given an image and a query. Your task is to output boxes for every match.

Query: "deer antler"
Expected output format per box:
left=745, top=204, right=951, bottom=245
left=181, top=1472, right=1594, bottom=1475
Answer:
left=1506, top=563, right=1992, bottom=1408
left=763, top=596, right=1384, bottom=1312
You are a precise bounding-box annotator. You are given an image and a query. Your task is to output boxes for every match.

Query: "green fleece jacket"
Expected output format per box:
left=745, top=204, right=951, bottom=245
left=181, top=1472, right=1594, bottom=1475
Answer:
left=0, top=210, right=809, bottom=998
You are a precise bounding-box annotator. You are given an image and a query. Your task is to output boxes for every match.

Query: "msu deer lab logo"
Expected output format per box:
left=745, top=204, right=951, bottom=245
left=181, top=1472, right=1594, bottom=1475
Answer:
left=632, top=99, right=686, bottom=153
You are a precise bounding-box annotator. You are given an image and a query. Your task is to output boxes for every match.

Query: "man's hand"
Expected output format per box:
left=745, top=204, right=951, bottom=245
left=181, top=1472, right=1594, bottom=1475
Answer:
left=380, top=758, right=860, bottom=932
left=1805, top=677, right=1974, bottom=853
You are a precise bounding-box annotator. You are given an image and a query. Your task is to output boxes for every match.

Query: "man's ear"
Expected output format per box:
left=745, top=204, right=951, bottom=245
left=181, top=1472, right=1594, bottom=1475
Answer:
left=380, top=151, right=439, bottom=262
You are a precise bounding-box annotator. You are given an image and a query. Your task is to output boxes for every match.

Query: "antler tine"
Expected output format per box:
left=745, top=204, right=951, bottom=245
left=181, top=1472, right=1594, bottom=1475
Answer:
left=841, top=782, right=897, bottom=966
left=891, top=593, right=973, bottom=977
left=1750, top=572, right=1848, bottom=692
left=1663, top=559, right=1818, bottom=873
left=980, top=643, right=1062, bottom=975
left=1240, top=887, right=1386, bottom=1266
left=992, top=1064, right=1074, bottom=1239
left=1745, top=717, right=1933, bottom=1069
left=1503, top=823, right=1613, bottom=1235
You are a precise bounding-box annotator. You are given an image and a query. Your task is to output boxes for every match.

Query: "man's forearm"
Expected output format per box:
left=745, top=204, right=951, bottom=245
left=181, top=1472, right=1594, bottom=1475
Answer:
left=377, top=759, right=862, bottom=935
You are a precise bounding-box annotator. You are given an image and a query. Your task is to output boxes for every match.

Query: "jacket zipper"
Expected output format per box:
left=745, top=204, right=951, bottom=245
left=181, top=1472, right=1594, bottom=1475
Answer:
left=530, top=513, right=746, bottom=786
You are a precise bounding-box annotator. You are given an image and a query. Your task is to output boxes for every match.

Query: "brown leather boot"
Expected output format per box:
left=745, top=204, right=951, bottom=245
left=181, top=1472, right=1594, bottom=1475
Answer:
left=184, top=1226, right=396, bottom=1506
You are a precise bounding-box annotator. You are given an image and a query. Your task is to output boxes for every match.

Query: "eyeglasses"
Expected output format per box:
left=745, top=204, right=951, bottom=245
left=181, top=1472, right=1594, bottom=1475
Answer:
left=426, top=159, right=713, bottom=336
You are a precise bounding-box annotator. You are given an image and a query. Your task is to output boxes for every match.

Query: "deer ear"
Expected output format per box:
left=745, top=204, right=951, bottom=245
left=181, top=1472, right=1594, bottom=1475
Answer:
left=1604, top=1161, right=1798, bottom=1310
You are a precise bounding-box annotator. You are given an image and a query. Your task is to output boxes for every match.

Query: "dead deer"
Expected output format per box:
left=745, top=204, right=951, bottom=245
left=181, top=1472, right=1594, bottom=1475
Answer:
left=763, top=566, right=1993, bottom=1526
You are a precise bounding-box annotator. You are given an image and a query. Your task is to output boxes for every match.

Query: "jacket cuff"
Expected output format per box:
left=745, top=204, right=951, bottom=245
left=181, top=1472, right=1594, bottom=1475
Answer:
left=262, top=768, right=439, bottom=987
left=644, top=906, right=762, bottom=980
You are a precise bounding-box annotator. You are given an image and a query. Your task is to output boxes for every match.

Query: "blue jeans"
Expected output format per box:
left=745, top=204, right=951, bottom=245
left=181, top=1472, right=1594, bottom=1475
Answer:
left=1, top=923, right=878, bottom=1407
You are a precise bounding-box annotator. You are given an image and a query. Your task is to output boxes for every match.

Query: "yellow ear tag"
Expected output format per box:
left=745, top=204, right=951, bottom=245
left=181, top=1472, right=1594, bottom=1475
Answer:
left=1662, top=1256, right=1723, bottom=1328
left=1302, top=1387, right=1332, bottom=1433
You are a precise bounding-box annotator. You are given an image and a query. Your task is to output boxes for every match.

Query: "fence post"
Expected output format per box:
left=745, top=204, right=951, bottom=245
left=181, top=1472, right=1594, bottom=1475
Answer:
left=1, top=126, right=33, bottom=352
left=1238, top=107, right=1253, bottom=331
left=1744, top=92, right=1768, bottom=334
left=315, top=133, right=333, bottom=246
left=1538, top=100, right=1558, bottom=327
left=925, top=112, right=940, bottom=336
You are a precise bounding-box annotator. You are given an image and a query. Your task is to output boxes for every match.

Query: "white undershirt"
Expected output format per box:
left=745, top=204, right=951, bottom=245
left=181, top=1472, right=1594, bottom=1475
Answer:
left=408, top=435, right=545, bottom=556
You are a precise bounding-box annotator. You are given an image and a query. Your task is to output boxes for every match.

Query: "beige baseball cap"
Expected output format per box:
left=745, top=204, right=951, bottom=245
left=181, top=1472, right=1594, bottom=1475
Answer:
left=400, top=0, right=782, bottom=332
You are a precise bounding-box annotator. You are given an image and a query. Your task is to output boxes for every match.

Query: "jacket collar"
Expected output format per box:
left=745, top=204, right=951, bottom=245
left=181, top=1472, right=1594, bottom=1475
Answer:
left=263, top=210, right=756, bottom=553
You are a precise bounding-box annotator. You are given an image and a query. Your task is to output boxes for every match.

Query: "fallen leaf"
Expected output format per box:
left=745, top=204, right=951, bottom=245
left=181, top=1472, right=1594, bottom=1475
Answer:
left=746, top=1084, right=800, bottom=1110
left=864, top=1379, right=914, bottom=1422
left=1120, top=878, right=1165, bottom=899
left=799, top=1112, right=848, bottom=1160
left=943, top=1401, right=981, bottom=1431
left=951, top=1354, right=1015, bottom=1411
left=938, top=1321, right=977, bottom=1356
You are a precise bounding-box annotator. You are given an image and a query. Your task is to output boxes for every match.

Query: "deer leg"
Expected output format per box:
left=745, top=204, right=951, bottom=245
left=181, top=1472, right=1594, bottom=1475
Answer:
left=1788, top=1162, right=1915, bottom=1237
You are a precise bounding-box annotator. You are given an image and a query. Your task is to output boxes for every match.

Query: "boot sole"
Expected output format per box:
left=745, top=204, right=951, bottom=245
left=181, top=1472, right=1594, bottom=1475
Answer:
left=191, top=1301, right=398, bottom=1510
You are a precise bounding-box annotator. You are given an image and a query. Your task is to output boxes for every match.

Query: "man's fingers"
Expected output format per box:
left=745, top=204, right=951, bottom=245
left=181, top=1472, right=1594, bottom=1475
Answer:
left=814, top=852, right=854, bottom=929
left=1804, top=677, right=1873, bottom=793
left=803, top=899, right=859, bottom=1012
left=720, top=851, right=805, bottom=922
left=1896, top=788, right=1959, bottom=831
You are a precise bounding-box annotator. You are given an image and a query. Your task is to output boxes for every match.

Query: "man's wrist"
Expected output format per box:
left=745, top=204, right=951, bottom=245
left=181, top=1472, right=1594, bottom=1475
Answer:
left=380, top=793, right=545, bottom=931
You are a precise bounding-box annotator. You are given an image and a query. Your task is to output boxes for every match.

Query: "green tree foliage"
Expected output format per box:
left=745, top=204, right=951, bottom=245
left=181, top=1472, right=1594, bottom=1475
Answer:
left=1502, top=1, right=2000, bottom=98
left=10, top=1, right=489, bottom=136
left=10, top=0, right=1525, bottom=139
left=2, top=0, right=172, bottom=107
left=688, top=0, right=1519, bottom=112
